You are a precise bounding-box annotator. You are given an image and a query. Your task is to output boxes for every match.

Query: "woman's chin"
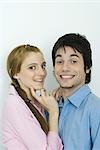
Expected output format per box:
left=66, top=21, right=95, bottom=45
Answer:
left=35, top=86, right=44, bottom=90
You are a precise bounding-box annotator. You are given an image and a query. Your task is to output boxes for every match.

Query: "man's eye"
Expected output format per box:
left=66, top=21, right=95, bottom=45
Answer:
left=55, top=59, right=63, bottom=64
left=71, top=60, right=77, bottom=64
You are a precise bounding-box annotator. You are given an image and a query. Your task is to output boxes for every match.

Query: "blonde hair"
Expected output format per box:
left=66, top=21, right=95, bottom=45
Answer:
left=7, top=44, right=42, bottom=86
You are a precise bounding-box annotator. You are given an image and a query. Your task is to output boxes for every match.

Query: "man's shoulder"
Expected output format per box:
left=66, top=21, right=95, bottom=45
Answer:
left=87, top=93, right=100, bottom=114
left=88, top=93, right=100, bottom=103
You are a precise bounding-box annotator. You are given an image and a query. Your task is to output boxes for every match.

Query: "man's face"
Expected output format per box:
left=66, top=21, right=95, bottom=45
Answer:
left=54, top=46, right=89, bottom=90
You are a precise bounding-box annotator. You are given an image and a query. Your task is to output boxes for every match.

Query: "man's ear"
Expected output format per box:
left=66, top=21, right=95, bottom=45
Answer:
left=86, top=67, right=91, bottom=73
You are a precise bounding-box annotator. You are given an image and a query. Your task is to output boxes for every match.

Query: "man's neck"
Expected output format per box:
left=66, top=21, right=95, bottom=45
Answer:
left=60, top=84, right=85, bottom=100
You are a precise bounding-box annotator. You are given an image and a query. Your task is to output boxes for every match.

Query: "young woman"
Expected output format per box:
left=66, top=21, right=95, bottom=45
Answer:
left=2, top=44, right=63, bottom=150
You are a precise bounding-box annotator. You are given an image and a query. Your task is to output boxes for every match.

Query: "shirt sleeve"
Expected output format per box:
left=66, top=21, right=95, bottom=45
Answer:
left=90, top=99, right=100, bottom=150
left=2, top=95, right=63, bottom=150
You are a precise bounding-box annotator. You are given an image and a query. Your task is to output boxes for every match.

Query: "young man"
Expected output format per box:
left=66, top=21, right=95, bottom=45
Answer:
left=52, top=33, right=100, bottom=150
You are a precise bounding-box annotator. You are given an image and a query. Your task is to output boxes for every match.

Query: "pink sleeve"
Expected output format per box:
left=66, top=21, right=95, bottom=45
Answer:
left=2, top=95, right=63, bottom=150
left=47, top=132, right=63, bottom=150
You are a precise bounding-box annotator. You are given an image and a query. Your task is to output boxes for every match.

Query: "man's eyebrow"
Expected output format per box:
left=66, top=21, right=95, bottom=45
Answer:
left=55, top=54, right=79, bottom=59
left=70, top=54, right=79, bottom=58
left=55, top=54, right=62, bottom=59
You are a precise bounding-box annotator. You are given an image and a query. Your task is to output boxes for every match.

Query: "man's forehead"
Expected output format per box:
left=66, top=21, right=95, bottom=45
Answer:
left=55, top=46, right=77, bottom=55
left=55, top=46, right=81, bottom=59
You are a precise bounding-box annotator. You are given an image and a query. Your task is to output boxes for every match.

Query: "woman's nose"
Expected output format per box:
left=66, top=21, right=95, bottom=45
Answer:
left=38, top=67, right=46, bottom=76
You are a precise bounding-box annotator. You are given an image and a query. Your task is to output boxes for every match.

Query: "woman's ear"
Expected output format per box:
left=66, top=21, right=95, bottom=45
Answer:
left=13, top=74, right=19, bottom=79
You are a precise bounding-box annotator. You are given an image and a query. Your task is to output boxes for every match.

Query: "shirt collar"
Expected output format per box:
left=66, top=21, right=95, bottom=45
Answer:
left=67, top=85, right=91, bottom=108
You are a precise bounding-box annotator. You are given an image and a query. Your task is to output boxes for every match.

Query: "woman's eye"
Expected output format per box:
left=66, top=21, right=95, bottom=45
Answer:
left=42, top=64, right=46, bottom=69
left=29, top=66, right=36, bottom=70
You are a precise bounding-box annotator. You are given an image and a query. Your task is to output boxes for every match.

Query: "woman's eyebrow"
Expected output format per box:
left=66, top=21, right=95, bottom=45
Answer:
left=26, top=63, right=37, bottom=67
left=43, top=61, right=46, bottom=64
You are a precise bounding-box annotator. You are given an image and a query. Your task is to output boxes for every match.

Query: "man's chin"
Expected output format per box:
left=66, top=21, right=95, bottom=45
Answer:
left=60, top=85, right=73, bottom=89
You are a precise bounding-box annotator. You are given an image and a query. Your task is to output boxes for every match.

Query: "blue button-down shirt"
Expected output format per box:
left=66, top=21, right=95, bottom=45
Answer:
left=58, top=85, right=100, bottom=150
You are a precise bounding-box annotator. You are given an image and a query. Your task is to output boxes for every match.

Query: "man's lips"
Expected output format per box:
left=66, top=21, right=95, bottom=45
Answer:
left=60, top=75, right=75, bottom=79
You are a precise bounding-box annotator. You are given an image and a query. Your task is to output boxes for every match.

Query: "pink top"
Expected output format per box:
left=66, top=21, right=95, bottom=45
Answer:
left=2, top=85, right=63, bottom=150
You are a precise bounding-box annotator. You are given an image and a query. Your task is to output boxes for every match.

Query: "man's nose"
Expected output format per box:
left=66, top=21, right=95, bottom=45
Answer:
left=62, top=62, right=70, bottom=71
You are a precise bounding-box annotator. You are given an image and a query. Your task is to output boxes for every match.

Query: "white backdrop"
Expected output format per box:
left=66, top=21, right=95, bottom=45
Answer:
left=0, top=1, right=100, bottom=149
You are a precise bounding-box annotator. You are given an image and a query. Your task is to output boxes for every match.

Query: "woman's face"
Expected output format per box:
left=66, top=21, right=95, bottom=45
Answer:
left=14, top=52, right=47, bottom=93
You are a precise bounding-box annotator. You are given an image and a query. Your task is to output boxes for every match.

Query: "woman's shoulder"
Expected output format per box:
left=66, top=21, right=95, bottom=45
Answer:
left=3, top=85, right=27, bottom=115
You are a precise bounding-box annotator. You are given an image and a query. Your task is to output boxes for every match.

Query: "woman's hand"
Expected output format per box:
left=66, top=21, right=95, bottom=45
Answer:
left=30, top=88, right=59, bottom=133
left=52, top=87, right=62, bottom=101
left=30, top=88, right=59, bottom=113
